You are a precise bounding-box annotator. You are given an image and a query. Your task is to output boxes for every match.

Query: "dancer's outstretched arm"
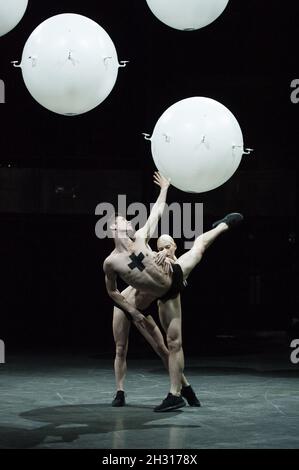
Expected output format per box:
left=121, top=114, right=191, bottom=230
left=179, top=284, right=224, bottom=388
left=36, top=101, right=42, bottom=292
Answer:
left=135, top=172, right=170, bottom=243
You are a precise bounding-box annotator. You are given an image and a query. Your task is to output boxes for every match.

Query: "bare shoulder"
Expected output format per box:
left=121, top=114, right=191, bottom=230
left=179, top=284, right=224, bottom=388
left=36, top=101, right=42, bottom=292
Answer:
left=103, top=254, right=116, bottom=273
left=134, top=228, right=147, bottom=240
left=133, top=231, right=148, bottom=248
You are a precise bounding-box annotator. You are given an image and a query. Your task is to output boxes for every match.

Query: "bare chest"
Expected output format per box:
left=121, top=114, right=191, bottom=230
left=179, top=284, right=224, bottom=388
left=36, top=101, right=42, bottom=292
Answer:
left=115, top=251, right=152, bottom=279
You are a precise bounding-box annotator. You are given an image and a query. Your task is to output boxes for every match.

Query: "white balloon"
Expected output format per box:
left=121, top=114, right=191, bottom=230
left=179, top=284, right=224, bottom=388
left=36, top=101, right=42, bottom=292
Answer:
left=146, top=0, right=229, bottom=31
left=146, top=97, right=245, bottom=193
left=14, top=13, right=125, bottom=115
left=0, top=0, right=28, bottom=37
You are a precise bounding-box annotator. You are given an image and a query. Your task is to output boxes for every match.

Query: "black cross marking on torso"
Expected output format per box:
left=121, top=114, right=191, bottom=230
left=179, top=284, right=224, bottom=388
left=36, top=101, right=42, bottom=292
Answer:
left=128, top=252, right=146, bottom=272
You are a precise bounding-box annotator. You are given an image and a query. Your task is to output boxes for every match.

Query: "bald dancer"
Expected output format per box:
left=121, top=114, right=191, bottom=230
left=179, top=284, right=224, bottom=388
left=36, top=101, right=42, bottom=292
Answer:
left=111, top=234, right=200, bottom=410
left=104, top=172, right=243, bottom=411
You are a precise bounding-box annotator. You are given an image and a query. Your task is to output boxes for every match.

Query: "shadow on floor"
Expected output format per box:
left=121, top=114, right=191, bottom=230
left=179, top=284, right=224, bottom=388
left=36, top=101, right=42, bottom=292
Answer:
left=0, top=404, right=200, bottom=449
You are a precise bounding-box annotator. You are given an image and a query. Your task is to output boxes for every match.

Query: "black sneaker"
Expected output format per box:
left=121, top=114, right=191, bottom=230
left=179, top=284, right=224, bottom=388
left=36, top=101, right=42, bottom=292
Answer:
left=181, top=385, right=201, bottom=407
left=154, top=393, right=186, bottom=412
left=112, top=390, right=125, bottom=407
left=212, top=213, right=244, bottom=229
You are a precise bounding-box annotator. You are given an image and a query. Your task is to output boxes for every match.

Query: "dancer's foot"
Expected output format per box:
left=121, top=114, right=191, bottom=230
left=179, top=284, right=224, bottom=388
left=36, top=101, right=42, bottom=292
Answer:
left=181, top=385, right=201, bottom=407
left=112, top=390, right=125, bottom=407
left=212, top=213, right=244, bottom=230
left=154, top=393, right=186, bottom=412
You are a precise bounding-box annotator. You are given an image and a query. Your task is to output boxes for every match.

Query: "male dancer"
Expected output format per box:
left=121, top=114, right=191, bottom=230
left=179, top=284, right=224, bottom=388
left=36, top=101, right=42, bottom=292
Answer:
left=111, top=234, right=200, bottom=410
left=104, top=172, right=243, bottom=411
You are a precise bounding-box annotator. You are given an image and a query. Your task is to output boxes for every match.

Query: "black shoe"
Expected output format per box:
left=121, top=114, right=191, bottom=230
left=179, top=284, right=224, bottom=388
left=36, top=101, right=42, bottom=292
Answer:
left=154, top=393, right=186, bottom=412
left=212, top=213, right=244, bottom=230
left=181, top=385, right=201, bottom=407
left=112, top=390, right=125, bottom=407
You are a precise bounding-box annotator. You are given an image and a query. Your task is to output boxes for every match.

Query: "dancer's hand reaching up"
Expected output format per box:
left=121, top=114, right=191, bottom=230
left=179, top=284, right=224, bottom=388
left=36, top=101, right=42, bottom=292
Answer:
left=153, top=171, right=171, bottom=190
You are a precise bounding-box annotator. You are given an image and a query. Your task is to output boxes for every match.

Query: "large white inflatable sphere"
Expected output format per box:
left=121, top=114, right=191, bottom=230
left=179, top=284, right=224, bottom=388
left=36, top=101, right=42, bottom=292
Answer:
left=146, top=97, right=245, bottom=193
left=0, top=0, right=28, bottom=37
left=14, top=13, right=126, bottom=115
left=145, top=0, right=229, bottom=31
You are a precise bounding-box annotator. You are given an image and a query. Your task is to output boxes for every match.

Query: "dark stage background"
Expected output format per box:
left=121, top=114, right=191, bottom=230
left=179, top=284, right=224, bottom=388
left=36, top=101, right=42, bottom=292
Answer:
left=0, top=1, right=297, bottom=354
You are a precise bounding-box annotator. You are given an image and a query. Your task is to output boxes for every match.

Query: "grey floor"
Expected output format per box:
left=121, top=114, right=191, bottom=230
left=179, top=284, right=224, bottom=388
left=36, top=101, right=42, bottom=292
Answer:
left=0, top=352, right=299, bottom=449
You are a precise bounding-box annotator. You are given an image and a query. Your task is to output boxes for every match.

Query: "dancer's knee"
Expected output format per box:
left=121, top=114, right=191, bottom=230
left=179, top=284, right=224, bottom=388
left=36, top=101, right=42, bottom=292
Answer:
left=194, top=235, right=206, bottom=256
left=167, top=336, right=182, bottom=353
left=115, top=343, right=127, bottom=359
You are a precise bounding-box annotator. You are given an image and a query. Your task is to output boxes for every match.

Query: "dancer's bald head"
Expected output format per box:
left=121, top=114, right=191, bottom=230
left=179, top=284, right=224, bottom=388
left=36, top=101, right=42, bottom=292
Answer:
left=157, top=234, right=177, bottom=259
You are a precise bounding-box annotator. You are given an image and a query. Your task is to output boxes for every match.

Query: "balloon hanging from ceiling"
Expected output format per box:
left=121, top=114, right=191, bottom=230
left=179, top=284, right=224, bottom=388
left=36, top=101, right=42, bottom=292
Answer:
left=13, top=13, right=128, bottom=116
left=0, top=0, right=28, bottom=37
left=144, top=97, right=253, bottom=193
left=145, top=0, right=230, bottom=31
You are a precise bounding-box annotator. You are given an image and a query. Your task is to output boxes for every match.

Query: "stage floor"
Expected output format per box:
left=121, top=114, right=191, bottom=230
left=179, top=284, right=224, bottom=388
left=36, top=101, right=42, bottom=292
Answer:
left=0, top=352, right=298, bottom=449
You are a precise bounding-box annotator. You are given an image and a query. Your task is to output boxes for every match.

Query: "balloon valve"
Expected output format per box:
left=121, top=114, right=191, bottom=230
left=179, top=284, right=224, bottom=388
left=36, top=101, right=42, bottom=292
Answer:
left=163, top=133, right=171, bottom=143
left=142, top=133, right=151, bottom=141
left=119, top=60, right=129, bottom=68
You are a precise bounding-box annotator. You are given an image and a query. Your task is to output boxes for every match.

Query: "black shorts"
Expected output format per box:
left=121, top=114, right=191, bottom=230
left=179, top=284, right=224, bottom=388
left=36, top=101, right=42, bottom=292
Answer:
left=158, top=263, right=186, bottom=303
left=113, top=264, right=185, bottom=320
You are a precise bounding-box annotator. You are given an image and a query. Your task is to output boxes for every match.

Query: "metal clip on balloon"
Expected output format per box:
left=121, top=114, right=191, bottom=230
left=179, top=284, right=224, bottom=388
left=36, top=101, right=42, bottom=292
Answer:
left=233, top=146, right=254, bottom=155
left=103, top=58, right=129, bottom=68
left=11, top=13, right=128, bottom=116
left=143, top=133, right=171, bottom=143
left=143, top=97, right=251, bottom=194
